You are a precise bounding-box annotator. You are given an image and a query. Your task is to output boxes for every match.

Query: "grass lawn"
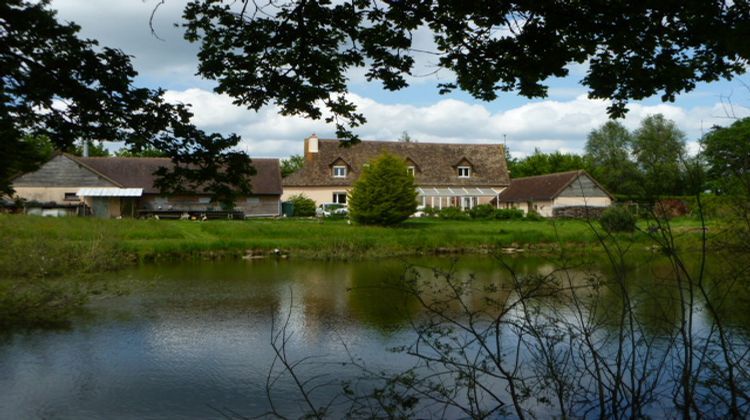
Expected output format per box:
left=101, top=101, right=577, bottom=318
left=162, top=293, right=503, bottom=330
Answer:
left=0, top=214, right=711, bottom=264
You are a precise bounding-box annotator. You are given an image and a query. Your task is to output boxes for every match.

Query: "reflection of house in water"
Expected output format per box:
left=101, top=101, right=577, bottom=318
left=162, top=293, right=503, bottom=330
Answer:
left=289, top=263, right=355, bottom=342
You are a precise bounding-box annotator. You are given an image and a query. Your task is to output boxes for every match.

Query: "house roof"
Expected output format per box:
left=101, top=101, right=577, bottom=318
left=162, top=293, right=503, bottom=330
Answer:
left=497, top=170, right=612, bottom=203
left=283, top=139, right=510, bottom=187
left=70, top=155, right=282, bottom=195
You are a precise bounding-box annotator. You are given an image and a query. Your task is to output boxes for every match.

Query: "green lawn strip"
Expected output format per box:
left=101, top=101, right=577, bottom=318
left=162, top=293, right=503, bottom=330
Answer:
left=1, top=215, right=712, bottom=265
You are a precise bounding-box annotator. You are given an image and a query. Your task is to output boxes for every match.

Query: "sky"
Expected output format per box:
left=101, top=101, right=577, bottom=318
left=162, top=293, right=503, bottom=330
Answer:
left=51, top=0, right=750, bottom=159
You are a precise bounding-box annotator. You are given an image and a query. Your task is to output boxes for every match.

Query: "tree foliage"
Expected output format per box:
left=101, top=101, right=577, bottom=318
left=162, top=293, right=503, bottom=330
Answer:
left=508, top=149, right=591, bottom=178
left=1, top=0, right=254, bottom=204
left=585, top=121, right=641, bottom=195
left=349, top=153, right=417, bottom=225
left=632, top=114, right=687, bottom=196
left=281, top=154, right=305, bottom=178
left=115, top=145, right=167, bottom=157
left=701, top=117, right=750, bottom=196
left=287, top=193, right=316, bottom=217
left=72, top=141, right=111, bottom=157
left=181, top=1, right=749, bottom=140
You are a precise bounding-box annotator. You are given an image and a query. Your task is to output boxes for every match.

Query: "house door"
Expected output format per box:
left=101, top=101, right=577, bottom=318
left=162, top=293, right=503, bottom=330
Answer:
left=461, top=197, right=474, bottom=210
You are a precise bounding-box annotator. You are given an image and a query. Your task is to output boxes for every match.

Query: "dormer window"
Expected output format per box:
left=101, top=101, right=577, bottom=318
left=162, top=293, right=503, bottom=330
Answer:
left=333, top=165, right=347, bottom=177
left=407, top=166, right=415, bottom=176
left=458, top=166, right=471, bottom=178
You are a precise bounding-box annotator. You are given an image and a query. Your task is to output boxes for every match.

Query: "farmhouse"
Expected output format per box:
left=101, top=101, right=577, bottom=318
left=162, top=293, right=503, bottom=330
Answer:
left=495, top=170, right=613, bottom=217
left=282, top=135, right=511, bottom=210
left=12, top=153, right=282, bottom=218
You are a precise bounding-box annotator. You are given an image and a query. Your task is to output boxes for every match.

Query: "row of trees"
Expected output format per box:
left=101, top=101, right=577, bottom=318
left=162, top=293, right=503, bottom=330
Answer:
left=508, top=114, right=742, bottom=198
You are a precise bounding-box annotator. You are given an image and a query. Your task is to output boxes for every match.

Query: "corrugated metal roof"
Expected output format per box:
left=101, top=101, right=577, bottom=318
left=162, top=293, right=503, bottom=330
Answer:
left=417, top=187, right=501, bottom=197
left=76, top=188, right=143, bottom=197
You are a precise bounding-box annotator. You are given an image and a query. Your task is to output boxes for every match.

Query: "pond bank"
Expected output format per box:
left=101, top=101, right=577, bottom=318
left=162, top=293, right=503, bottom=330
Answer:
left=0, top=214, right=712, bottom=274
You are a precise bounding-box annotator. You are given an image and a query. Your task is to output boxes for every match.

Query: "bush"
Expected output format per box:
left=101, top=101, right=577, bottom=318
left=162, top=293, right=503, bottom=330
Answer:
left=524, top=210, right=544, bottom=221
left=349, top=153, right=418, bottom=225
left=494, top=208, right=525, bottom=220
left=468, top=204, right=496, bottom=219
left=422, top=206, right=439, bottom=217
left=288, top=194, right=316, bottom=217
left=599, top=206, right=636, bottom=232
left=438, top=207, right=469, bottom=220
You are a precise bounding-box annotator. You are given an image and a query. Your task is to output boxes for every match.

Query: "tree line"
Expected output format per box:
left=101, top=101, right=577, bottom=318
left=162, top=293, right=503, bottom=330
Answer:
left=508, top=114, right=747, bottom=199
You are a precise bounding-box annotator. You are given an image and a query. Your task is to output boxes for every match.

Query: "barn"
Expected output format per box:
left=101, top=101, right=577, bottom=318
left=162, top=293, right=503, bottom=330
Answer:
left=495, top=170, right=613, bottom=217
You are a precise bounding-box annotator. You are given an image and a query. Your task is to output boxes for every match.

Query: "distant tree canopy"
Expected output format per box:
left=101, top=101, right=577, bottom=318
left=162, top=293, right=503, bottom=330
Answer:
left=280, top=154, right=305, bottom=178
left=509, top=114, right=695, bottom=197
left=72, top=141, right=111, bottom=157
left=585, top=121, right=641, bottom=195
left=1, top=0, right=254, bottom=205
left=181, top=1, right=749, bottom=141
left=632, top=115, right=687, bottom=196
left=508, top=150, right=591, bottom=179
left=582, top=115, right=689, bottom=197
left=115, top=146, right=167, bottom=158
left=701, top=117, right=750, bottom=196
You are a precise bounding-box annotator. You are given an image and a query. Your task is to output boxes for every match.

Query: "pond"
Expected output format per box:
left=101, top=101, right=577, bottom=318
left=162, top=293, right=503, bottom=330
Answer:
left=1, top=255, right=748, bottom=418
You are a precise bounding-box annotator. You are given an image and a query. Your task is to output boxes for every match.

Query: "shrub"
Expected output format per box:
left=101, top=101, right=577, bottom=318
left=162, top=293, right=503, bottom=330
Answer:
left=599, top=206, right=636, bottom=232
left=524, top=210, right=544, bottom=221
left=287, top=194, right=316, bottom=217
left=494, top=208, right=525, bottom=220
left=468, top=204, right=496, bottom=219
left=349, top=153, right=418, bottom=225
left=422, top=206, right=439, bottom=217
left=438, top=207, right=469, bottom=220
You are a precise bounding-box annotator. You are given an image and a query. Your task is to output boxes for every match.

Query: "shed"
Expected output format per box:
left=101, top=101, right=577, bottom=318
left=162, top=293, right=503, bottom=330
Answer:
left=495, top=170, right=613, bottom=217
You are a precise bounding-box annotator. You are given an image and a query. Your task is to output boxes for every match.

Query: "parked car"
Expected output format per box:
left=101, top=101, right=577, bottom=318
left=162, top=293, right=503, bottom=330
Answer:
left=316, top=202, right=348, bottom=217
left=412, top=205, right=427, bottom=218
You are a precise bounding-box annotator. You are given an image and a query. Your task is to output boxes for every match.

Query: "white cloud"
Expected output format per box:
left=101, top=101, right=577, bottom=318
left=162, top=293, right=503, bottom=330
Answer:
left=160, top=89, right=750, bottom=158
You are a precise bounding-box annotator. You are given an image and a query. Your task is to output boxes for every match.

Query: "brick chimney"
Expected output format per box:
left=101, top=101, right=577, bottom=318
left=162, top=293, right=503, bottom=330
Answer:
left=304, top=133, right=319, bottom=161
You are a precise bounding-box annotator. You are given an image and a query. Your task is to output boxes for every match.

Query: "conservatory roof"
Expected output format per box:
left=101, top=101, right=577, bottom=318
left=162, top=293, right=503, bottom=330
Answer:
left=416, top=187, right=503, bottom=197
left=76, top=188, right=143, bottom=197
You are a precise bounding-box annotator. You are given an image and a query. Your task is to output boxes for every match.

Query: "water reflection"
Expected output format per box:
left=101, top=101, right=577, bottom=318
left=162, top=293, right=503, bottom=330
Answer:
left=0, top=255, right=747, bottom=418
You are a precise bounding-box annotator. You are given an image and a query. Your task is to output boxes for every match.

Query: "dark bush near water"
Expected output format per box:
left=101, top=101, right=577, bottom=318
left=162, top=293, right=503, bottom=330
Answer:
left=599, top=206, right=637, bottom=232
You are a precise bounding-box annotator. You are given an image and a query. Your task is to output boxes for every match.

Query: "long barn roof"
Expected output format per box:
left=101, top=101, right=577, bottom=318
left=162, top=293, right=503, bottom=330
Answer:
left=72, top=155, right=282, bottom=195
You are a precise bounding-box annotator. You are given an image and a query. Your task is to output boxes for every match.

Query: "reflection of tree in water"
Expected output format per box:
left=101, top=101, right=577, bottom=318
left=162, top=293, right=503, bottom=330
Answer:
left=347, top=261, right=421, bottom=333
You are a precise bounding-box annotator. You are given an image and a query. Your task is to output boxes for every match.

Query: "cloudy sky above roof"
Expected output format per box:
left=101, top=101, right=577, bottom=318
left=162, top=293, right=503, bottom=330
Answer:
left=52, top=0, right=750, bottom=158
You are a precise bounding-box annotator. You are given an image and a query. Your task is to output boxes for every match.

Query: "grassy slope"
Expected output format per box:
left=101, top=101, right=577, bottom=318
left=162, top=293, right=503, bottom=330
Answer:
left=0, top=214, right=708, bottom=262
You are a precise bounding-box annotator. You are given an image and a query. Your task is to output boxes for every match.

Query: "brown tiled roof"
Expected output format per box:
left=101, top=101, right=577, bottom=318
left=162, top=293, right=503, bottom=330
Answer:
left=71, top=155, right=282, bottom=195
left=283, top=139, right=510, bottom=187
left=497, top=170, right=608, bottom=202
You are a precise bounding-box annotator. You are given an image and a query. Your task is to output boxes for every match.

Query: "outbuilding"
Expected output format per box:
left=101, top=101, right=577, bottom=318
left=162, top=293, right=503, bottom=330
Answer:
left=495, top=170, right=613, bottom=217
left=12, top=153, right=282, bottom=218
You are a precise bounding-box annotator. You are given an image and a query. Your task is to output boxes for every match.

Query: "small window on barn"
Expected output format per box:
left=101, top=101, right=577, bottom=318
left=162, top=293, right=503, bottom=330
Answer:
left=333, top=165, right=347, bottom=177
left=246, top=197, right=260, bottom=204
left=458, top=166, right=471, bottom=178
left=64, top=192, right=78, bottom=201
left=198, top=197, right=211, bottom=204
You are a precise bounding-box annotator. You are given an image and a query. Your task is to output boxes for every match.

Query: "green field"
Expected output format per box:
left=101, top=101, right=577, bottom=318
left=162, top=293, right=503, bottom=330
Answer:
left=0, top=214, right=710, bottom=266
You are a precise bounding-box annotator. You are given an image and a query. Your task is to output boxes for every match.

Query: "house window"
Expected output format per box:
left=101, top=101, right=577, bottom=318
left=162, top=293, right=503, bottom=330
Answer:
left=333, top=192, right=347, bottom=205
left=64, top=192, right=78, bottom=201
left=246, top=197, right=260, bottom=204
left=198, top=197, right=211, bottom=204
left=407, top=166, right=415, bottom=176
left=458, top=166, right=471, bottom=178
left=333, top=166, right=347, bottom=177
